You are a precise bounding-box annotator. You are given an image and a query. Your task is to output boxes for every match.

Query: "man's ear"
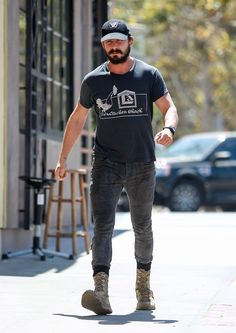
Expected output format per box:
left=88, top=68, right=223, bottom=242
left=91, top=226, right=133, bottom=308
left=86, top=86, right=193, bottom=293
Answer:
left=129, top=36, right=134, bottom=46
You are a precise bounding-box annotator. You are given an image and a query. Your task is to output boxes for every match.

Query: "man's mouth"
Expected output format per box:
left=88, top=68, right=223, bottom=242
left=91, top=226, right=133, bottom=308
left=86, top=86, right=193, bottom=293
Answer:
left=109, top=50, right=122, bottom=55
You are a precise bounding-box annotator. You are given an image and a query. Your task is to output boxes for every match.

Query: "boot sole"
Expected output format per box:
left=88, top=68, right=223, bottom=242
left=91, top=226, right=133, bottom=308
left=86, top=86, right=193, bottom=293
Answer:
left=81, top=290, right=112, bottom=315
left=136, top=302, right=156, bottom=310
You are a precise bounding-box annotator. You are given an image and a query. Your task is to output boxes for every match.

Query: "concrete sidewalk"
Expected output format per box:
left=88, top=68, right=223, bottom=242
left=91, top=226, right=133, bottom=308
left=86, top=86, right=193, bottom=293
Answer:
left=0, top=209, right=236, bottom=333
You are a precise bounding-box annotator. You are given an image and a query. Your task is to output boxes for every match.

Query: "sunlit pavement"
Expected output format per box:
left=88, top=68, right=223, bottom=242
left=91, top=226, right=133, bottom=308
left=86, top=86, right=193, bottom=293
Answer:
left=0, top=208, right=236, bottom=333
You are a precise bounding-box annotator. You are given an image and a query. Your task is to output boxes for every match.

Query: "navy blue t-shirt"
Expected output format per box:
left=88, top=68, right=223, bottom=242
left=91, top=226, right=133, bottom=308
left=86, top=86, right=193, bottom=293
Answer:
left=79, top=59, right=168, bottom=162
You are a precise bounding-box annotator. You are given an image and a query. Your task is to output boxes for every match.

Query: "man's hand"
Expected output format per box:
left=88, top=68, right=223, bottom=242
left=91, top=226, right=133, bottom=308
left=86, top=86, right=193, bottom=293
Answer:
left=155, top=129, right=173, bottom=147
left=55, top=159, right=68, bottom=181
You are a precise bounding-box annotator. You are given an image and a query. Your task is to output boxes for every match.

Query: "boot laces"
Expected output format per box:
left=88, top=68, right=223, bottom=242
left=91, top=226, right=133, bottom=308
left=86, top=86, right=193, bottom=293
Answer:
left=137, top=269, right=150, bottom=285
left=95, top=272, right=108, bottom=292
left=137, top=270, right=152, bottom=299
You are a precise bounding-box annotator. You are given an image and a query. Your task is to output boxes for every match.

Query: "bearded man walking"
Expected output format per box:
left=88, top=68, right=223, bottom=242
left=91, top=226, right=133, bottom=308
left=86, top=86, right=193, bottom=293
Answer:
left=55, top=19, right=178, bottom=315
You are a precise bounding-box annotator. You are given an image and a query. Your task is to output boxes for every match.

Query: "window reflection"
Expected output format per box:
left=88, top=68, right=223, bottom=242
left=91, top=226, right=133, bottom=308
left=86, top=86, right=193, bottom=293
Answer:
left=19, top=6, right=26, bottom=131
left=19, top=0, right=73, bottom=133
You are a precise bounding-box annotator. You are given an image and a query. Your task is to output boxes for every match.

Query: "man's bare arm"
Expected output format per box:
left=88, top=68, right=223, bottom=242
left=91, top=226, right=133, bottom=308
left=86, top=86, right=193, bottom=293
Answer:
left=55, top=102, right=90, bottom=180
left=154, top=93, right=178, bottom=147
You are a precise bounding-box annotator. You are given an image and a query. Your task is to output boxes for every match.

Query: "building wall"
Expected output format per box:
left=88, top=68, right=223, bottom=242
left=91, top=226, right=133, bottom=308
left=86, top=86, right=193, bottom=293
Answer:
left=0, top=0, right=8, bottom=256
left=0, top=0, right=95, bottom=256
left=7, top=0, right=20, bottom=229
left=44, top=0, right=93, bottom=228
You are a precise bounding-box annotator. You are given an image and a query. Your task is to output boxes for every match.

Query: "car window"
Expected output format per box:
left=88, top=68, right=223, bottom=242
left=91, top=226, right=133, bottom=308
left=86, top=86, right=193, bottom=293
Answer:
left=214, top=138, right=236, bottom=160
left=159, top=136, right=219, bottom=159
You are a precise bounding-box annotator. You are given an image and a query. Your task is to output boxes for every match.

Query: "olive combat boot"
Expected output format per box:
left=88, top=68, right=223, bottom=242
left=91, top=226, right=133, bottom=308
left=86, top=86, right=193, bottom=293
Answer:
left=136, top=269, right=156, bottom=310
left=81, top=272, right=112, bottom=315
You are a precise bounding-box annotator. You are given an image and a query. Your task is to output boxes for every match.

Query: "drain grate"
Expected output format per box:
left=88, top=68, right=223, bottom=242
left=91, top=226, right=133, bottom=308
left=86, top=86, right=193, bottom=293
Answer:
left=202, top=304, right=236, bottom=326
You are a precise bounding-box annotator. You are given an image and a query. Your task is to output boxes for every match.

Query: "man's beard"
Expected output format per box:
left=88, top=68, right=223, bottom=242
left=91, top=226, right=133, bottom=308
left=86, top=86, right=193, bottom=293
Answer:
left=105, top=45, right=131, bottom=64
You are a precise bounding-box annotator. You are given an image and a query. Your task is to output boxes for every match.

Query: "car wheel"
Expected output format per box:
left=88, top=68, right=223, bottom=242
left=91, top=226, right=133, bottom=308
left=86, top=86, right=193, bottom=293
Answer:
left=168, top=180, right=203, bottom=212
left=117, top=192, right=130, bottom=212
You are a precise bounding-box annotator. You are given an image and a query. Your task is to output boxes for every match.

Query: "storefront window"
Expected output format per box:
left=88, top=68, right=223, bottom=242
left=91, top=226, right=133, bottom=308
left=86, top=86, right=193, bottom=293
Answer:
left=46, top=0, right=73, bottom=132
left=19, top=2, right=26, bottom=131
left=19, top=0, right=73, bottom=134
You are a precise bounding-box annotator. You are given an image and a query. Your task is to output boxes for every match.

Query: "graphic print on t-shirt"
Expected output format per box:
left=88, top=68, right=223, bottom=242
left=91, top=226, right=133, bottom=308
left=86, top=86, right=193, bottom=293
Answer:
left=95, top=85, right=148, bottom=119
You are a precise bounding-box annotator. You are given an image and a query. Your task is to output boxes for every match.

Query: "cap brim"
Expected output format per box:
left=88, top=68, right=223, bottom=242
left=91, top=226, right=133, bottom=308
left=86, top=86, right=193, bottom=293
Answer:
left=101, top=32, right=128, bottom=42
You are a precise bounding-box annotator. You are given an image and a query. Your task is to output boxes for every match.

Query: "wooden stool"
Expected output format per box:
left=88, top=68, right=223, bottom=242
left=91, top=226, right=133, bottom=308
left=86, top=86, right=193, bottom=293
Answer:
left=43, top=169, right=90, bottom=257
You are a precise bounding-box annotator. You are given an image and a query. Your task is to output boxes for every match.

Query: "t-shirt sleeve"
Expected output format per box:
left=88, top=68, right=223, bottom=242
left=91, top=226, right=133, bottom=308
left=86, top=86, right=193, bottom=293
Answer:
left=151, top=69, right=168, bottom=102
left=79, top=79, right=94, bottom=109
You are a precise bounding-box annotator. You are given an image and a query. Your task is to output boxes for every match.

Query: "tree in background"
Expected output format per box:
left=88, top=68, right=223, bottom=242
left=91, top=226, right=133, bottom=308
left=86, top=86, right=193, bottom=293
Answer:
left=110, top=0, right=236, bottom=135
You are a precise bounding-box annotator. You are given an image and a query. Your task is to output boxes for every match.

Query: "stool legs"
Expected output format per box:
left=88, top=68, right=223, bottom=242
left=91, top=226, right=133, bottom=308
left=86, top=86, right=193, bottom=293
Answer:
left=71, top=172, right=77, bottom=256
left=44, top=169, right=90, bottom=257
left=43, top=172, right=55, bottom=249
left=56, top=180, right=63, bottom=252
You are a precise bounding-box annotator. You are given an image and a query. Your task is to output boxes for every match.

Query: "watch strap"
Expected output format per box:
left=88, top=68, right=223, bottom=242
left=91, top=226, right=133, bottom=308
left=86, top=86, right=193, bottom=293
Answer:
left=163, top=126, right=176, bottom=135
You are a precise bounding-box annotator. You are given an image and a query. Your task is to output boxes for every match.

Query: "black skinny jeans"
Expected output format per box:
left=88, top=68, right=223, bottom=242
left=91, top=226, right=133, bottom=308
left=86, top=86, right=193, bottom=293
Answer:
left=90, top=157, right=155, bottom=269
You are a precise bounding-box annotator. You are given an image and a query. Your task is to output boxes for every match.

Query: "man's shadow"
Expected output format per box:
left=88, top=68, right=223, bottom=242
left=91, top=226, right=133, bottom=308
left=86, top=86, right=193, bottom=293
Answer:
left=54, top=311, right=178, bottom=326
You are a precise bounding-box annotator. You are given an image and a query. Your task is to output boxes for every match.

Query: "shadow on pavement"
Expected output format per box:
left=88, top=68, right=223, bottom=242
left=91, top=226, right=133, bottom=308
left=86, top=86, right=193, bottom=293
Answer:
left=0, top=255, right=77, bottom=276
left=53, top=311, right=178, bottom=326
left=0, top=229, right=129, bottom=277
